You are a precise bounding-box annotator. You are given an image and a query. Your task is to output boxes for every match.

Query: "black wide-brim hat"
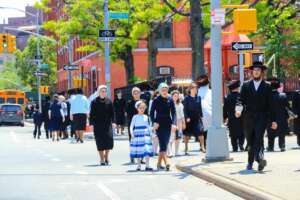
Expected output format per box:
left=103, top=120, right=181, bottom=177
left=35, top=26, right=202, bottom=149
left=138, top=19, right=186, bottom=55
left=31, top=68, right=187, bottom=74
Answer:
left=249, top=61, right=267, bottom=71
left=228, top=80, right=241, bottom=90
left=267, top=77, right=280, bottom=90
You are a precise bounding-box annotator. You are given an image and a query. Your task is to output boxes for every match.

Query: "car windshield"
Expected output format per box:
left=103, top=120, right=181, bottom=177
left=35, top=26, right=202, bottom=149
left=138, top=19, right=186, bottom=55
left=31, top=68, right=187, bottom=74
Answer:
left=1, top=105, right=22, bottom=111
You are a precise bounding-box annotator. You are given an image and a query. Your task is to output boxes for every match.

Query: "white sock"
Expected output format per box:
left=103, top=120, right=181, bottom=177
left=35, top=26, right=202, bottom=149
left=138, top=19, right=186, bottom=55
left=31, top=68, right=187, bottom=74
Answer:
left=145, top=157, right=150, bottom=168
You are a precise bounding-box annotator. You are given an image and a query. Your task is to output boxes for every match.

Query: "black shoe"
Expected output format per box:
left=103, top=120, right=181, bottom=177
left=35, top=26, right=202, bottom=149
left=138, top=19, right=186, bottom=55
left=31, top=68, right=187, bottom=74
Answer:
left=145, top=167, right=153, bottom=171
left=240, top=146, right=245, bottom=151
left=246, top=163, right=253, bottom=170
left=233, top=149, right=238, bottom=152
left=80, top=139, right=84, bottom=143
left=105, top=160, right=109, bottom=165
left=100, top=162, right=106, bottom=166
left=258, top=159, right=267, bottom=172
left=166, top=164, right=171, bottom=171
left=267, top=147, right=274, bottom=152
left=76, top=138, right=80, bottom=143
left=141, top=160, right=146, bottom=164
left=136, top=167, right=141, bottom=171
left=130, top=158, right=135, bottom=164
left=280, top=148, right=286, bottom=152
left=157, top=164, right=165, bottom=171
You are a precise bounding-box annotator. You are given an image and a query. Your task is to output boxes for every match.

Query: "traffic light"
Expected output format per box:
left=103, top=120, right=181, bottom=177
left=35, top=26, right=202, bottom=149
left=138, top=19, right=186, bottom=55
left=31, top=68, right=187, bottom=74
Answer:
left=233, top=9, right=257, bottom=34
left=0, top=34, right=3, bottom=53
left=7, top=35, right=16, bottom=54
left=40, top=86, right=49, bottom=94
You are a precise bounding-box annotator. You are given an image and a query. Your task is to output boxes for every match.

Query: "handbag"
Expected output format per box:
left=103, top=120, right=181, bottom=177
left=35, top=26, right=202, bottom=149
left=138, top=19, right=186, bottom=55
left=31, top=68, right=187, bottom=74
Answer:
left=286, top=107, right=298, bottom=120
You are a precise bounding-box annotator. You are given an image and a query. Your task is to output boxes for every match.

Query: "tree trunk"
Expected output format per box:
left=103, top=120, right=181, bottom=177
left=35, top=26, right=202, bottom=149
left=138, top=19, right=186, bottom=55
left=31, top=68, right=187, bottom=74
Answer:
left=120, top=45, right=135, bottom=84
left=190, top=0, right=206, bottom=80
left=147, top=26, right=158, bottom=80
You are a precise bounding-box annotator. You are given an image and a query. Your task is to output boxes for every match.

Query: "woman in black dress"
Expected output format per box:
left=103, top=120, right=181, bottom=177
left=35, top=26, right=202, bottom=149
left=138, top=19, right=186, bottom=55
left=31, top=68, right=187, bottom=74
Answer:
left=183, top=82, right=204, bottom=155
left=113, top=91, right=126, bottom=135
left=49, top=95, right=65, bottom=142
left=150, top=83, right=176, bottom=171
left=90, top=85, right=116, bottom=166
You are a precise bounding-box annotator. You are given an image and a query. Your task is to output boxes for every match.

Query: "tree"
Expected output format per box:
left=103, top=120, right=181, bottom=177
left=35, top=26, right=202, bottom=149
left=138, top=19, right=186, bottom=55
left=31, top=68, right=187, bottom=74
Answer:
left=254, top=0, right=300, bottom=78
left=14, top=36, right=57, bottom=93
left=0, top=61, right=25, bottom=90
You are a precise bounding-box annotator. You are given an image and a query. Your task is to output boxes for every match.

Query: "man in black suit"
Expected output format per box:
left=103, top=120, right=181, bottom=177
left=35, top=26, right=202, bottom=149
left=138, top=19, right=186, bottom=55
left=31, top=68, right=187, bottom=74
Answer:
left=292, top=90, right=300, bottom=147
left=266, top=78, right=289, bottom=152
left=223, top=80, right=245, bottom=152
left=235, top=61, right=277, bottom=172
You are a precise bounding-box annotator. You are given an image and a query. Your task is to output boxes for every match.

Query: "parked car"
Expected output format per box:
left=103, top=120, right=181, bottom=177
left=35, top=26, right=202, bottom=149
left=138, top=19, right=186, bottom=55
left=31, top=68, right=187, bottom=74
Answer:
left=0, top=104, right=25, bottom=126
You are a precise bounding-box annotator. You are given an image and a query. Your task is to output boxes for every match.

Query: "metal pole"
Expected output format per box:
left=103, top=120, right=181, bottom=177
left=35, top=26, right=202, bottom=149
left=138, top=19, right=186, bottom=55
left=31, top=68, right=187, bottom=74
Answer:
left=68, top=40, right=73, bottom=89
left=36, top=8, right=42, bottom=113
left=239, top=52, right=244, bottom=84
left=205, top=0, right=230, bottom=161
left=104, top=0, right=111, bottom=98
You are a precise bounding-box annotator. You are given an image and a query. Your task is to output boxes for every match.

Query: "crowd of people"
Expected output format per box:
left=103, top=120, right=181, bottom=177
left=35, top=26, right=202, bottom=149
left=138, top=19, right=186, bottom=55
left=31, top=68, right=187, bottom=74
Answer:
left=30, top=61, right=300, bottom=172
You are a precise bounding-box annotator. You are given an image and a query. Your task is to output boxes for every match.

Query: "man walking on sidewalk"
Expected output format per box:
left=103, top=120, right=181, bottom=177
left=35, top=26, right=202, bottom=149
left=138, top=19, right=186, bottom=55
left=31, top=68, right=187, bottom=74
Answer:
left=235, top=61, right=277, bottom=172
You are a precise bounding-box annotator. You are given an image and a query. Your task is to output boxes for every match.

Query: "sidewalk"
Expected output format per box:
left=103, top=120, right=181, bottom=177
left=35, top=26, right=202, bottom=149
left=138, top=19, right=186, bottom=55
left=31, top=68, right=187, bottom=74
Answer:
left=176, top=136, right=300, bottom=200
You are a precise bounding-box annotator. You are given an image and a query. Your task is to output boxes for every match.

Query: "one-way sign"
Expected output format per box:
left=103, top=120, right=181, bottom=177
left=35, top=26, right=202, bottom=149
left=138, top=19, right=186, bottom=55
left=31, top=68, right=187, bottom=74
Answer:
left=232, top=42, right=254, bottom=51
left=63, top=65, right=79, bottom=71
left=98, top=30, right=116, bottom=42
left=34, top=71, right=48, bottom=76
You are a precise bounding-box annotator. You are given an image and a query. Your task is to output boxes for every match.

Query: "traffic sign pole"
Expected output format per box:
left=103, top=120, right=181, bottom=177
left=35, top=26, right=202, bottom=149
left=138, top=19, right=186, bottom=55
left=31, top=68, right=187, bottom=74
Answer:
left=239, top=52, right=244, bottom=85
left=104, top=0, right=111, bottom=98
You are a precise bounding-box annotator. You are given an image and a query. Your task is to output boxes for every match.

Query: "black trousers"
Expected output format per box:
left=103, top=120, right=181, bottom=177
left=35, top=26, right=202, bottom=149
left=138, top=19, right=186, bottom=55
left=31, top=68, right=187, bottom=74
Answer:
left=43, top=120, right=49, bottom=138
left=267, top=128, right=285, bottom=150
left=244, top=113, right=267, bottom=164
left=33, top=124, right=42, bottom=138
left=230, top=134, right=245, bottom=151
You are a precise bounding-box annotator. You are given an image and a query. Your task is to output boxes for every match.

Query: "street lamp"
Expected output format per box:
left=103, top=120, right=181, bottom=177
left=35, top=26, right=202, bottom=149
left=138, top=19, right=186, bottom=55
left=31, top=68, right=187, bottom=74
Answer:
left=0, top=5, right=42, bottom=113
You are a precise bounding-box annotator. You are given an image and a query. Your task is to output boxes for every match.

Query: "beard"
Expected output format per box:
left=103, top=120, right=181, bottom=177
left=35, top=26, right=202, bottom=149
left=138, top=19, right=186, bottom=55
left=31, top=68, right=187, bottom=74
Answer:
left=253, top=76, right=262, bottom=81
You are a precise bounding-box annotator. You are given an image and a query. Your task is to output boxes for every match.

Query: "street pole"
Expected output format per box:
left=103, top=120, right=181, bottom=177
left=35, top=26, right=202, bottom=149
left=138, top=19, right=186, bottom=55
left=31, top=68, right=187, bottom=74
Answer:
left=205, top=0, right=230, bottom=161
left=104, top=0, right=111, bottom=98
left=239, top=52, right=244, bottom=84
left=67, top=40, right=73, bottom=89
left=36, top=8, right=42, bottom=113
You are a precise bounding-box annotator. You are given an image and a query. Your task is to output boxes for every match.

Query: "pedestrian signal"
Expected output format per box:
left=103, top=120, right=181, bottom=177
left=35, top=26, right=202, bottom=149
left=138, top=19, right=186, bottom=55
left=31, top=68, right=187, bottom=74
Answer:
left=40, top=86, right=49, bottom=94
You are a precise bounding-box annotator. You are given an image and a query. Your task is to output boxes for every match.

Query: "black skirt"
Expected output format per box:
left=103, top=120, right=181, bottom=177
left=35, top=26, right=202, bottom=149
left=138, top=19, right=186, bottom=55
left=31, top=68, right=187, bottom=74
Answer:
left=73, top=114, right=87, bottom=131
left=94, top=125, right=114, bottom=151
left=184, top=118, right=204, bottom=137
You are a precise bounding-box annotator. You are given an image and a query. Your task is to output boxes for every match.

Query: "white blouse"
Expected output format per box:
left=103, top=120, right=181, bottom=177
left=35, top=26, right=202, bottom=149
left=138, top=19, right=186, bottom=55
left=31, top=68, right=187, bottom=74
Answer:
left=175, top=103, right=185, bottom=120
left=130, top=114, right=151, bottom=134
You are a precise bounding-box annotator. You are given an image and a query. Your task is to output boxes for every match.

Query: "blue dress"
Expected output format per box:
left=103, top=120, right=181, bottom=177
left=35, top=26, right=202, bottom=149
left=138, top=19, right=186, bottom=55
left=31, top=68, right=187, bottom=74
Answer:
left=130, top=114, right=153, bottom=158
left=150, top=96, right=176, bottom=152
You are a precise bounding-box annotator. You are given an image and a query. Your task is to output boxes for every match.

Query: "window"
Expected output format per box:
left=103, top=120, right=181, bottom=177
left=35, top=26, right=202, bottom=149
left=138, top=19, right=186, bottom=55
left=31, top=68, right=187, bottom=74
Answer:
left=18, top=98, right=24, bottom=105
left=0, top=98, right=4, bottom=104
left=155, top=22, right=173, bottom=48
left=91, top=68, right=98, bottom=93
left=7, top=98, right=16, bottom=104
left=1, top=105, right=21, bottom=111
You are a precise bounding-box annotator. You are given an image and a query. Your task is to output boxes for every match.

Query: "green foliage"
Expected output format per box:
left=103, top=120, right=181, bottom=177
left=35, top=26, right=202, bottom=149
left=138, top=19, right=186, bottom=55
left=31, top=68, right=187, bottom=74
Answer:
left=253, top=1, right=300, bottom=77
left=14, top=36, right=57, bottom=93
left=0, top=61, right=26, bottom=90
left=129, top=76, right=146, bottom=84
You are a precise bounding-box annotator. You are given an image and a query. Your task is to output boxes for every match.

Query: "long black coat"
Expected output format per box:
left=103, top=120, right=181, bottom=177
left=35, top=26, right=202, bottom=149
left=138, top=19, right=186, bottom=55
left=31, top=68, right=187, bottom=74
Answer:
left=223, top=92, right=243, bottom=137
left=268, top=91, right=289, bottom=135
left=237, top=80, right=276, bottom=137
left=113, top=98, right=126, bottom=125
left=90, top=97, right=115, bottom=150
left=293, top=91, right=300, bottom=134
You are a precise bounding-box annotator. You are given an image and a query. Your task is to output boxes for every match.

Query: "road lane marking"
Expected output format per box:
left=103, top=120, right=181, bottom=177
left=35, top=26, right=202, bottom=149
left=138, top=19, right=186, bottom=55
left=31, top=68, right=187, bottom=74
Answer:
left=74, top=171, right=89, bottom=175
left=9, top=131, right=20, bottom=144
left=51, top=158, right=61, bottom=162
left=64, top=165, right=73, bottom=169
left=96, top=181, right=121, bottom=200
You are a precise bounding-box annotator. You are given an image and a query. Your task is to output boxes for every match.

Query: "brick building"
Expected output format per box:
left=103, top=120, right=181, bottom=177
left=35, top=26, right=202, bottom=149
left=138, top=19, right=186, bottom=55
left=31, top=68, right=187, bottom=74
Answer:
left=44, top=0, right=251, bottom=97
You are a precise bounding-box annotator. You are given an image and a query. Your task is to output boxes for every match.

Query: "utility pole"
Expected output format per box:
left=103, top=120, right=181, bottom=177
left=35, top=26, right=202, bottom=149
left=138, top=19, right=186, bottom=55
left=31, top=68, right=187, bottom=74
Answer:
left=239, top=52, right=244, bottom=84
left=104, top=0, right=111, bottom=98
left=67, top=39, right=73, bottom=89
left=205, top=0, right=230, bottom=161
left=36, top=8, right=42, bottom=113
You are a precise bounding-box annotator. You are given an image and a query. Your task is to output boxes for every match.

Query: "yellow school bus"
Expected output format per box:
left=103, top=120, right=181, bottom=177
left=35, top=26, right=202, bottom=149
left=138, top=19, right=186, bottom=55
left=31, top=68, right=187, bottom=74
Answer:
left=0, top=90, right=28, bottom=109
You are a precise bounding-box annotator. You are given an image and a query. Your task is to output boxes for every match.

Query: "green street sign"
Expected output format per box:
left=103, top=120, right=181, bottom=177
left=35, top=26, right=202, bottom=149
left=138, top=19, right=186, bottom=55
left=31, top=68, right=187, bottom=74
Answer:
left=109, top=12, right=129, bottom=19
left=40, top=63, right=49, bottom=69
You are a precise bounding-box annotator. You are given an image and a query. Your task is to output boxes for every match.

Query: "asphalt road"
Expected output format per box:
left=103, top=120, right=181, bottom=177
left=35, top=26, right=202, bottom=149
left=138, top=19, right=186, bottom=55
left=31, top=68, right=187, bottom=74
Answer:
left=0, top=123, right=243, bottom=200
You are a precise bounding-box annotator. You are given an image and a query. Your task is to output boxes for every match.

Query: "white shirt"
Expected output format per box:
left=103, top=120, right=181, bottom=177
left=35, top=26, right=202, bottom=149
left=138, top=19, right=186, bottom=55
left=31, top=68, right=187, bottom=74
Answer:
left=197, top=85, right=212, bottom=131
left=253, top=80, right=262, bottom=91
left=175, top=103, right=185, bottom=120
left=130, top=114, right=151, bottom=135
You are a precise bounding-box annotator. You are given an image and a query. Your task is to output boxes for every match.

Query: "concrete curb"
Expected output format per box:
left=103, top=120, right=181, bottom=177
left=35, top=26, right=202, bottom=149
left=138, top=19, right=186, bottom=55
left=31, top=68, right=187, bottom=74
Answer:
left=176, top=164, right=284, bottom=200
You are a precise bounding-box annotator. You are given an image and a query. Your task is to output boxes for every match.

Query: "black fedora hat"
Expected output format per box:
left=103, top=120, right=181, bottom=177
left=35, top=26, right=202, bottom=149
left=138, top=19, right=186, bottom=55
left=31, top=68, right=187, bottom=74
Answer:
left=249, top=61, right=267, bottom=71
left=267, top=77, right=280, bottom=90
left=228, top=80, right=241, bottom=91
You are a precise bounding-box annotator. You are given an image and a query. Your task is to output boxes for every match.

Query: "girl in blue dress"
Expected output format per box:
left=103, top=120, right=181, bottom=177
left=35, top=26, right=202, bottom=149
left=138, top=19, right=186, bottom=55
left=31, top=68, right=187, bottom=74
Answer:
left=130, top=101, right=153, bottom=171
left=150, top=83, right=176, bottom=171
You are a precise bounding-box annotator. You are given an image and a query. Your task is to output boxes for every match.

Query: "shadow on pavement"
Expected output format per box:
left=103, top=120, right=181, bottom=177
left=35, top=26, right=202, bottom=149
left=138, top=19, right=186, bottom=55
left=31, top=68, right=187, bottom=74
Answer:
left=84, top=164, right=100, bottom=167
left=173, top=172, right=190, bottom=179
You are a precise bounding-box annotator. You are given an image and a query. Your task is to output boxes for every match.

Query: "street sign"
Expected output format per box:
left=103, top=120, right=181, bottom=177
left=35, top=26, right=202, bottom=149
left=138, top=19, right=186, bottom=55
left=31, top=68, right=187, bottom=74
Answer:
left=40, top=85, right=49, bottom=94
left=63, top=65, right=79, bottom=71
left=232, top=42, right=254, bottom=51
left=40, top=63, right=49, bottom=69
left=109, top=12, right=129, bottom=19
left=98, top=30, right=116, bottom=42
left=233, top=9, right=257, bottom=34
left=34, top=71, right=48, bottom=76
left=35, top=55, right=43, bottom=60
left=211, top=8, right=225, bottom=26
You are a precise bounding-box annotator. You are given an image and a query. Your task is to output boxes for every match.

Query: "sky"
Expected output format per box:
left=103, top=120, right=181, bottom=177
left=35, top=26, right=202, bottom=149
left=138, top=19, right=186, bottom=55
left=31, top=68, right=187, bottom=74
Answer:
left=0, top=0, right=37, bottom=23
